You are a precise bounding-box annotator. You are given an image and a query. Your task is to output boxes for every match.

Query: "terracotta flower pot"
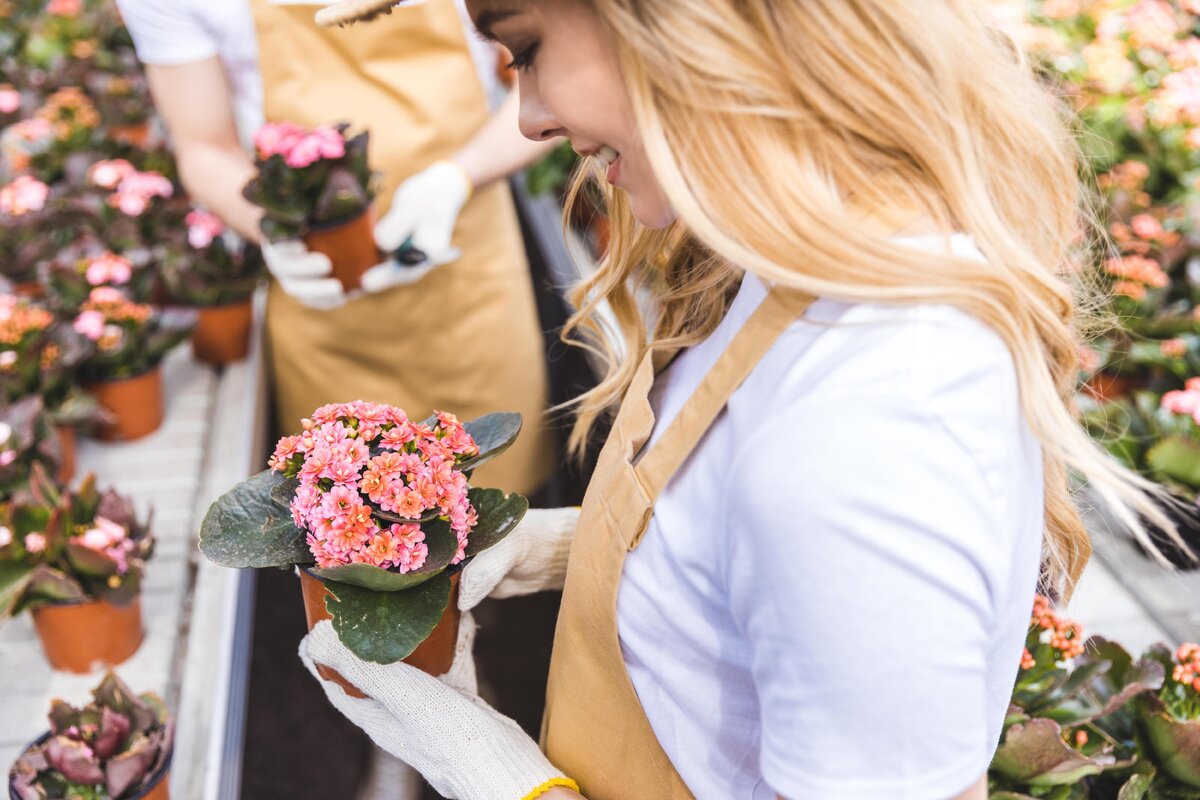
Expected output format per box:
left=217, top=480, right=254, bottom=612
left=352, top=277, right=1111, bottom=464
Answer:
left=192, top=300, right=253, bottom=366
left=31, top=597, right=144, bottom=673
left=302, top=207, right=379, bottom=293
left=8, top=730, right=171, bottom=800
left=86, top=367, right=164, bottom=442
left=10, top=281, right=42, bottom=299
left=55, top=425, right=75, bottom=484
left=1083, top=372, right=1145, bottom=404
left=108, top=121, right=151, bottom=149
left=298, top=569, right=462, bottom=698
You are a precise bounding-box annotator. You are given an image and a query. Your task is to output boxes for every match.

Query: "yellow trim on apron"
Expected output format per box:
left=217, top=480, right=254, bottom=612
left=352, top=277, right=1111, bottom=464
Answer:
left=250, top=0, right=552, bottom=495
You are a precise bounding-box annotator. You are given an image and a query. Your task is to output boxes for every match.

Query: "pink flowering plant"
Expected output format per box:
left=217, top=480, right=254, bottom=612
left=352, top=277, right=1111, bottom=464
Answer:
left=201, top=403, right=527, bottom=663
left=0, top=464, right=152, bottom=622
left=10, top=671, right=174, bottom=800
left=242, top=122, right=377, bottom=242
left=0, top=397, right=70, bottom=502
left=159, top=208, right=264, bottom=307
left=70, top=287, right=192, bottom=382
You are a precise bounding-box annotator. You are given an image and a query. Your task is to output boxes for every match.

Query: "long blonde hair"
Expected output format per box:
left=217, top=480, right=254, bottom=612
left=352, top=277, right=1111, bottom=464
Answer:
left=561, top=0, right=1183, bottom=597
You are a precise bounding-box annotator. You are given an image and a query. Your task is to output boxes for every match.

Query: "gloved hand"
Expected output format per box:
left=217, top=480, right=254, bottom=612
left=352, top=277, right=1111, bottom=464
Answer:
left=362, top=160, right=472, bottom=293
left=299, top=618, right=578, bottom=800
left=458, top=507, right=580, bottom=611
left=261, top=239, right=347, bottom=310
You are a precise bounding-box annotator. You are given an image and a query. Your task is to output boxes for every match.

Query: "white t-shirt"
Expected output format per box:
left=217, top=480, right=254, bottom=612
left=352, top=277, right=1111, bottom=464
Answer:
left=617, top=235, right=1044, bottom=799
left=116, top=0, right=500, bottom=145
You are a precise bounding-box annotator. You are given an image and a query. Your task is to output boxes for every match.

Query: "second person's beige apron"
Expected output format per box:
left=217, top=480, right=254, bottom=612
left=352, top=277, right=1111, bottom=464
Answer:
left=542, top=285, right=817, bottom=798
left=251, top=0, right=552, bottom=495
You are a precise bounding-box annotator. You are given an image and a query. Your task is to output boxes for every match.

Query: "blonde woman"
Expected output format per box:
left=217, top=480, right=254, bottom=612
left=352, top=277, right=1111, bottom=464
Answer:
left=299, top=1, right=1176, bottom=798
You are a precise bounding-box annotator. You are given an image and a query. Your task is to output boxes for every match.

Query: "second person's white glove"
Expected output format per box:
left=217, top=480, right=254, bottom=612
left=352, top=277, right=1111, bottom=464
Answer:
left=458, top=507, right=580, bottom=611
left=364, top=160, right=472, bottom=294
left=262, top=239, right=347, bottom=310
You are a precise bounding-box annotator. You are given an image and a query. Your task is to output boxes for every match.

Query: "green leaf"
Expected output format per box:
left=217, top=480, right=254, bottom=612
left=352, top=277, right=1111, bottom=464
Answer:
left=22, top=566, right=86, bottom=608
left=65, top=541, right=119, bottom=577
left=0, top=560, right=35, bottom=618
left=459, top=412, right=523, bottom=473
left=324, top=572, right=453, bottom=664
left=464, top=488, right=528, bottom=557
left=199, top=469, right=311, bottom=569
left=1139, top=695, right=1200, bottom=789
left=991, top=718, right=1119, bottom=786
left=312, top=519, right=458, bottom=591
left=1148, top=437, right=1200, bottom=491
left=1119, top=771, right=1156, bottom=800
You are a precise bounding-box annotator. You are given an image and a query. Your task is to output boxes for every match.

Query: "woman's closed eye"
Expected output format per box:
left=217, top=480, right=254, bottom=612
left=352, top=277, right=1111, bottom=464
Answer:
left=505, top=41, right=540, bottom=72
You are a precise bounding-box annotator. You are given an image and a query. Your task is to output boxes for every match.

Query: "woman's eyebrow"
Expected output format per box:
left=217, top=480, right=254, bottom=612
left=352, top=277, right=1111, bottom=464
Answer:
left=472, top=8, right=519, bottom=42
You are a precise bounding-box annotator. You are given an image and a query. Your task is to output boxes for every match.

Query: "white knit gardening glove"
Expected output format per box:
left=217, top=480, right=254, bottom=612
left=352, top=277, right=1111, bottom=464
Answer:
left=458, top=507, right=580, bottom=612
left=300, top=618, right=574, bottom=800
left=262, top=239, right=347, bottom=310
left=362, top=160, right=471, bottom=293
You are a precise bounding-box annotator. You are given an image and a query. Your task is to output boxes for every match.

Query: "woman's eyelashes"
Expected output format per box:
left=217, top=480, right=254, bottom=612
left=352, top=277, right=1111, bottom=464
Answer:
left=505, top=42, right=540, bottom=71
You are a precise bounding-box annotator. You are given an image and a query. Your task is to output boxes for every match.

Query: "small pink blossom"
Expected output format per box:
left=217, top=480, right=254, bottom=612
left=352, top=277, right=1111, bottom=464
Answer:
left=88, top=159, right=135, bottom=190
left=0, top=526, right=11, bottom=547
left=73, top=310, right=105, bottom=341
left=85, top=252, right=133, bottom=286
left=46, top=0, right=82, bottom=16
left=185, top=209, right=225, bottom=249
left=0, top=449, right=16, bottom=467
left=0, top=176, right=49, bottom=217
left=0, top=87, right=20, bottom=115
left=24, top=532, right=46, bottom=553
left=284, top=136, right=323, bottom=168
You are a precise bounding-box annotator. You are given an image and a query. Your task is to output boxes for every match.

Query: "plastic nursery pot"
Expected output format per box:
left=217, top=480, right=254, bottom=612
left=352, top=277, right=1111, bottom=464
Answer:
left=191, top=299, right=253, bottom=366
left=10, top=281, right=42, bottom=299
left=298, top=568, right=463, bottom=698
left=302, top=206, right=379, bottom=293
left=30, top=596, right=144, bottom=674
left=86, top=367, right=164, bottom=442
left=8, top=730, right=172, bottom=800
left=1083, top=372, right=1146, bottom=404
left=55, top=425, right=75, bottom=484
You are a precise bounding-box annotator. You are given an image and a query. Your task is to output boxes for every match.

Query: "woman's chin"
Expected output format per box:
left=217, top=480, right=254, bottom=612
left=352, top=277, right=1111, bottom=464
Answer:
left=629, top=196, right=677, bottom=230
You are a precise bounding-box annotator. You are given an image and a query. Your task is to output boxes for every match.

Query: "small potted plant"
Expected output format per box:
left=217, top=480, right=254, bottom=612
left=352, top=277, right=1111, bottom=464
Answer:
left=1132, top=643, right=1200, bottom=795
left=159, top=209, right=263, bottom=365
left=0, top=466, right=153, bottom=673
left=0, top=397, right=71, bottom=501
left=87, top=70, right=153, bottom=149
left=72, top=287, right=192, bottom=441
left=201, top=402, right=527, bottom=696
left=8, top=671, right=174, bottom=800
left=0, top=176, right=54, bottom=295
left=242, top=122, right=379, bottom=291
left=0, top=293, right=104, bottom=481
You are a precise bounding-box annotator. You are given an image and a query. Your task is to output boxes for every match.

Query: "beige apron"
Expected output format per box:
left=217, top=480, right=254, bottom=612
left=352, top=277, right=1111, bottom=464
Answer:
left=251, top=0, right=552, bottom=495
left=542, top=285, right=817, bottom=798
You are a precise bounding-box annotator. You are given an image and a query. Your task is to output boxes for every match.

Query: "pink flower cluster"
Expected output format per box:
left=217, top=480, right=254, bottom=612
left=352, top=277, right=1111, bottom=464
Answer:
left=0, top=85, right=20, bottom=115
left=254, top=123, right=346, bottom=169
left=87, top=159, right=174, bottom=217
left=185, top=209, right=225, bottom=249
left=84, top=252, right=133, bottom=287
left=75, top=516, right=135, bottom=575
left=1161, top=378, right=1200, bottom=423
left=270, top=402, right=480, bottom=572
left=0, top=176, right=49, bottom=217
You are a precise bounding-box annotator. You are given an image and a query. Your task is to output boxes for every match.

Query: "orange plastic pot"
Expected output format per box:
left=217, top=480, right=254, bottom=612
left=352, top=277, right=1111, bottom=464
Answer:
left=1084, top=372, right=1145, bottom=404
left=55, top=425, right=75, bottom=484
left=11, top=281, right=41, bottom=299
left=192, top=300, right=253, bottom=366
left=86, top=367, right=163, bottom=442
left=8, top=730, right=171, bottom=800
left=109, top=121, right=151, bottom=149
left=302, top=207, right=379, bottom=293
left=299, top=569, right=462, bottom=699
left=31, top=597, right=144, bottom=673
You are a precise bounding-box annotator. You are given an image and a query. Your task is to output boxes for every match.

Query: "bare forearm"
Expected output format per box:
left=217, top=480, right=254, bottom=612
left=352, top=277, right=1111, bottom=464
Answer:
left=450, top=90, right=559, bottom=190
left=176, top=143, right=263, bottom=243
left=542, top=789, right=583, bottom=799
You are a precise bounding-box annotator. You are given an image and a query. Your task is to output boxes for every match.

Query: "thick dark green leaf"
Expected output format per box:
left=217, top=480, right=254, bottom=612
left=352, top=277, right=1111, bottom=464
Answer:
left=1139, top=695, right=1200, bottom=789
left=464, top=488, right=528, bottom=557
left=22, top=566, right=86, bottom=607
left=1118, top=771, right=1155, bottom=800
left=459, top=413, right=523, bottom=473
left=65, top=541, right=119, bottom=577
left=269, top=476, right=300, bottom=509
left=0, top=560, right=35, bottom=618
left=199, top=469, right=311, bottom=569
left=312, top=519, right=458, bottom=591
left=991, top=718, right=1119, bottom=786
left=324, top=572, right=453, bottom=664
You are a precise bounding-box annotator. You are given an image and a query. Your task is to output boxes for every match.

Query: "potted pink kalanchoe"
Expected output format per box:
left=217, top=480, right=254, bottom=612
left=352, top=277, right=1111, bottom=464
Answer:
left=242, top=122, right=379, bottom=291
left=201, top=402, right=527, bottom=695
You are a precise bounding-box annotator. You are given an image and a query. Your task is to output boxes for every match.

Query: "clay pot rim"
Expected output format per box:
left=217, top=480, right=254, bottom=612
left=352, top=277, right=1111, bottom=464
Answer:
left=306, top=201, right=374, bottom=234
left=192, top=296, right=254, bottom=311
left=84, top=364, right=163, bottom=387
left=31, top=593, right=139, bottom=611
left=299, top=555, right=472, bottom=586
left=8, top=729, right=173, bottom=800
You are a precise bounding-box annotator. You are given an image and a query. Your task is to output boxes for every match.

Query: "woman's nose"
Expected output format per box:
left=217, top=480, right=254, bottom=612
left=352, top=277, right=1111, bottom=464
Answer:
left=517, top=85, right=566, bottom=142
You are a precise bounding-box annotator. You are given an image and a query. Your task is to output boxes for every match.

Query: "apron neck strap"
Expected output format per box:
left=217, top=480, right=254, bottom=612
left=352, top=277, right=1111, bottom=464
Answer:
left=634, top=285, right=815, bottom=501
